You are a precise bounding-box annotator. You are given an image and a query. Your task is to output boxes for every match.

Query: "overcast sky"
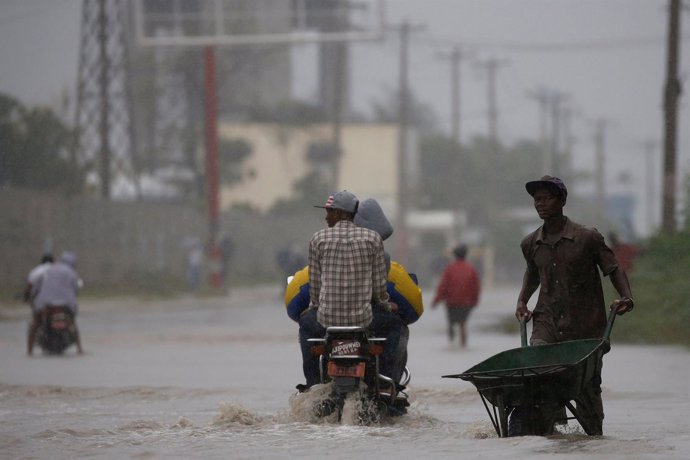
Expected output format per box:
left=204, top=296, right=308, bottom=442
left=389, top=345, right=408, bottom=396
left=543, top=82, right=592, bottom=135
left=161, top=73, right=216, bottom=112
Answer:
left=0, top=0, right=687, bottom=236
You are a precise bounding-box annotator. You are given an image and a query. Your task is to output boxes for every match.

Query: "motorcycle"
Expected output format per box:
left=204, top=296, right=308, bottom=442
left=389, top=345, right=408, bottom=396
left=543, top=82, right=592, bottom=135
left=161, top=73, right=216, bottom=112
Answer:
left=32, top=305, right=80, bottom=355
left=307, top=325, right=411, bottom=423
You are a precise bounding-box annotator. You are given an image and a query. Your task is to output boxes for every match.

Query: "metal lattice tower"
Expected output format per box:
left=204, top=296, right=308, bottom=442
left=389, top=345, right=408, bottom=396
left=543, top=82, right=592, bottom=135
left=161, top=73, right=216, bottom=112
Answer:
left=74, top=0, right=135, bottom=199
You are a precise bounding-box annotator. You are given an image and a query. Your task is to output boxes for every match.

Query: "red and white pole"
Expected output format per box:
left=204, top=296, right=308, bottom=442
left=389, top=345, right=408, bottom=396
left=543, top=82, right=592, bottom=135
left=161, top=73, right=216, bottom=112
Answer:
left=203, top=45, right=222, bottom=289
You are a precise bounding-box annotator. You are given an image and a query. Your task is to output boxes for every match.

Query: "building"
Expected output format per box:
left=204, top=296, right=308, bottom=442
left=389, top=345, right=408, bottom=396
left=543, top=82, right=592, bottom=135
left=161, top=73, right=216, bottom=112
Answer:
left=217, top=122, right=414, bottom=217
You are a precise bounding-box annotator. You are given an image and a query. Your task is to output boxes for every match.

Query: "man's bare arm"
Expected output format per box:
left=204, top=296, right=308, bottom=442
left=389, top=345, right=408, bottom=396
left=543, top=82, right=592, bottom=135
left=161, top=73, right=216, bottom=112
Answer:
left=515, top=268, right=540, bottom=321
left=609, top=268, right=634, bottom=315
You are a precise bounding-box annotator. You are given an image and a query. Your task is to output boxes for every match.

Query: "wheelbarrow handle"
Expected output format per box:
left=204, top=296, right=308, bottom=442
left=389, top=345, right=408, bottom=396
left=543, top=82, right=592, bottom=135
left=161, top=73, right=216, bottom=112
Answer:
left=519, top=318, right=528, bottom=347
left=518, top=304, right=616, bottom=348
left=603, top=303, right=618, bottom=340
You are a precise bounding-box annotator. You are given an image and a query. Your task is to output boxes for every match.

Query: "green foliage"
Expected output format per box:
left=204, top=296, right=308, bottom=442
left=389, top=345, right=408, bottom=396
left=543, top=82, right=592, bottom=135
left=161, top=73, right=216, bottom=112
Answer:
left=418, top=135, right=542, bottom=217
left=247, top=100, right=328, bottom=125
left=0, top=94, right=84, bottom=192
left=219, top=138, right=252, bottom=186
left=269, top=171, right=331, bottom=215
left=611, top=230, right=690, bottom=346
left=370, top=88, right=439, bottom=134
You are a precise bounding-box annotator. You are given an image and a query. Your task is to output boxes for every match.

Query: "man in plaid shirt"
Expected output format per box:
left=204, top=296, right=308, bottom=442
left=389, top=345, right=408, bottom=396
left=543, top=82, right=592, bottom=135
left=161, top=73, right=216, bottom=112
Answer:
left=297, top=191, right=402, bottom=390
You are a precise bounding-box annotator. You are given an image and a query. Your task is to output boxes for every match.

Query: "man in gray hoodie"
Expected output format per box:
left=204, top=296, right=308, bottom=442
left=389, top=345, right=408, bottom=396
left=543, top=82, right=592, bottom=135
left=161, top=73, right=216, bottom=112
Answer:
left=28, top=251, right=83, bottom=355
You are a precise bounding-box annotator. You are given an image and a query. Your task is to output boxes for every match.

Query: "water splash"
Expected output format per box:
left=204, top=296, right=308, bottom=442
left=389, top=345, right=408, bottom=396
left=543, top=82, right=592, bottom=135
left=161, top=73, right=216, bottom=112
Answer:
left=172, top=417, right=194, bottom=429
left=287, top=383, right=337, bottom=423
left=213, top=402, right=265, bottom=427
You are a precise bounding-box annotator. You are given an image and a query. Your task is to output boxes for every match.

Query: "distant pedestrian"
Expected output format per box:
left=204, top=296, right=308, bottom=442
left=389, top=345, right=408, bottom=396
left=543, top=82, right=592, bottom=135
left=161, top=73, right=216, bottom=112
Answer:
left=219, top=234, right=234, bottom=288
left=431, top=244, right=481, bottom=348
left=183, top=237, right=203, bottom=292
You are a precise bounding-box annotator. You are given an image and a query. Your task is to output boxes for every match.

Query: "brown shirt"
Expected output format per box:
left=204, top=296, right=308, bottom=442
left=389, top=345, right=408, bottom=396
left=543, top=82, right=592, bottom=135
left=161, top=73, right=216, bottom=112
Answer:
left=520, top=217, right=619, bottom=342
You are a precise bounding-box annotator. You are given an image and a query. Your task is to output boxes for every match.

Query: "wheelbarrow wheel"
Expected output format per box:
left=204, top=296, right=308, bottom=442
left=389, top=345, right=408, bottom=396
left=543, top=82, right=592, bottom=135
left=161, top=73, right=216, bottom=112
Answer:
left=508, top=406, right=554, bottom=437
left=495, top=395, right=509, bottom=437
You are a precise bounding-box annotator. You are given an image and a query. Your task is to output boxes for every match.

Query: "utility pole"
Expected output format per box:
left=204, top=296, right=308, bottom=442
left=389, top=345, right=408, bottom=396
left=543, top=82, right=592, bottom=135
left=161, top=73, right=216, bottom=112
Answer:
left=438, top=46, right=467, bottom=147
left=391, top=20, right=423, bottom=263
left=561, top=105, right=576, bottom=184
left=478, top=58, right=508, bottom=144
left=643, top=140, right=658, bottom=234
left=450, top=46, right=462, bottom=147
left=319, top=0, right=351, bottom=187
left=478, top=57, right=508, bottom=221
left=549, top=92, right=569, bottom=177
left=526, top=87, right=569, bottom=176
left=593, top=119, right=609, bottom=221
left=662, top=0, right=682, bottom=233
left=527, top=87, right=551, bottom=173
left=330, top=40, right=346, bottom=187
left=203, top=45, right=222, bottom=289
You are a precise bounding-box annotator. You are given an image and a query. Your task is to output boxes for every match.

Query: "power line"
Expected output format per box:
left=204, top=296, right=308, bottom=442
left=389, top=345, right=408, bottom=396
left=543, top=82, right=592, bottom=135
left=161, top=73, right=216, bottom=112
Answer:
left=418, top=34, right=690, bottom=53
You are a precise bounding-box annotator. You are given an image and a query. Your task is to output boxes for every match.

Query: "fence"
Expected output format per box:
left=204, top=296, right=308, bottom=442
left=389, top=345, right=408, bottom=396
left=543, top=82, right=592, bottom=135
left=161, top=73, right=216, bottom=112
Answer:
left=0, top=188, right=323, bottom=295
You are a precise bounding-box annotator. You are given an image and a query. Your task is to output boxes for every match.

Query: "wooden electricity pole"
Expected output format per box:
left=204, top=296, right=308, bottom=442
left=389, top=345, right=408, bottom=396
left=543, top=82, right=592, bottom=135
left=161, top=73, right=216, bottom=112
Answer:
left=661, top=0, right=682, bottom=233
left=391, top=20, right=423, bottom=263
left=438, top=46, right=468, bottom=147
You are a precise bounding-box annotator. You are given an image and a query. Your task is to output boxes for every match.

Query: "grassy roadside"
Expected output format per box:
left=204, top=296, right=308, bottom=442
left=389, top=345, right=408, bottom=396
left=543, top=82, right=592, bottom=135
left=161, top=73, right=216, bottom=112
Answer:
left=609, top=230, right=690, bottom=347
left=482, top=230, right=690, bottom=348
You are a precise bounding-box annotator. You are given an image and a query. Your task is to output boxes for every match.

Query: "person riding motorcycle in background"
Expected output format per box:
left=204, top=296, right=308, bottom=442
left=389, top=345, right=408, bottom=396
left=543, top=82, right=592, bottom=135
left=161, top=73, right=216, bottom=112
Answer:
left=27, top=251, right=84, bottom=355
left=24, top=253, right=54, bottom=305
left=285, top=197, right=423, bottom=389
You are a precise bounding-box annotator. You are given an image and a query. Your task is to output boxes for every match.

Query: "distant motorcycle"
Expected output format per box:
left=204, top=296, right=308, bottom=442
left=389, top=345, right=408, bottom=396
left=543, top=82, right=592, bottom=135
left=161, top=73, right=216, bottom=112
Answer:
left=32, top=305, right=80, bottom=355
left=308, top=326, right=411, bottom=423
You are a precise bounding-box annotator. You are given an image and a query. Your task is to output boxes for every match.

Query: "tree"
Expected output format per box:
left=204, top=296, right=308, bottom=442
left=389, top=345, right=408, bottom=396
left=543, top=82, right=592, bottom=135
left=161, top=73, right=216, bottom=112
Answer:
left=417, top=134, right=543, bottom=214
left=269, top=170, right=332, bottom=215
left=370, top=87, right=439, bottom=135
left=0, top=94, right=84, bottom=193
left=219, top=138, right=252, bottom=186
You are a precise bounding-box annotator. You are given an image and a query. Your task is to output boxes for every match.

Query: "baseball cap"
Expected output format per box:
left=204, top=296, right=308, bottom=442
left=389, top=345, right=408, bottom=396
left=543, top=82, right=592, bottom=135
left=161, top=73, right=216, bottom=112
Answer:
left=314, top=190, right=359, bottom=214
left=525, top=175, right=568, bottom=198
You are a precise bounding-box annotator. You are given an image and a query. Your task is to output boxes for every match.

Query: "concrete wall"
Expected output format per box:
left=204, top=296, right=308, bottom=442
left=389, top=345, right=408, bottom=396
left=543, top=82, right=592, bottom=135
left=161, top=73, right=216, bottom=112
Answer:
left=0, top=188, right=324, bottom=295
left=0, top=189, right=205, bottom=292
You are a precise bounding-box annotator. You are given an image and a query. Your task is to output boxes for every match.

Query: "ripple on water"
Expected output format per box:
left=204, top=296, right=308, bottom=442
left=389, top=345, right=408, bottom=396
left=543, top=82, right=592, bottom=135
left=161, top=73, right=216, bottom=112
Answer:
left=118, top=420, right=165, bottom=432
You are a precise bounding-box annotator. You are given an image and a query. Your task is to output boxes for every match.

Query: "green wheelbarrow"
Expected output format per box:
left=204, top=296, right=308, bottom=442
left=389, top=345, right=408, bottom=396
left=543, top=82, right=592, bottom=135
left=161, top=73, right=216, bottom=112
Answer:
left=443, top=307, right=618, bottom=437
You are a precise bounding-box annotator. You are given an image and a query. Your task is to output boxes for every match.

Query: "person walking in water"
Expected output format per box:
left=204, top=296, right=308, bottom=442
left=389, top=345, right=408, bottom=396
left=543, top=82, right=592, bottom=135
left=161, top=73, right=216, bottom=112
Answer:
left=512, top=175, right=634, bottom=436
left=432, top=244, right=481, bottom=348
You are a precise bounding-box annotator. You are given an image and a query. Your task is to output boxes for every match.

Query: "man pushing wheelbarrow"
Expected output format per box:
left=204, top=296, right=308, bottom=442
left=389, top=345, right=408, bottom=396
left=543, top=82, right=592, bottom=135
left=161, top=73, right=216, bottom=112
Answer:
left=445, top=175, right=634, bottom=437
left=512, top=175, right=634, bottom=436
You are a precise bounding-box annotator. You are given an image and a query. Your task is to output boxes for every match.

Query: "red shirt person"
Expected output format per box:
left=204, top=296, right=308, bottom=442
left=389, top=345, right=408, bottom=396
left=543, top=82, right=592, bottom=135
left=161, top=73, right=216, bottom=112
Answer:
left=432, top=245, right=481, bottom=347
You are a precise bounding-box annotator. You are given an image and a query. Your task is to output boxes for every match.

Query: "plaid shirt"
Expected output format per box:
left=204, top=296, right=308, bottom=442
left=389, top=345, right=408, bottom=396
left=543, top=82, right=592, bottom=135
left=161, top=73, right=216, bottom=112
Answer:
left=309, top=220, right=390, bottom=328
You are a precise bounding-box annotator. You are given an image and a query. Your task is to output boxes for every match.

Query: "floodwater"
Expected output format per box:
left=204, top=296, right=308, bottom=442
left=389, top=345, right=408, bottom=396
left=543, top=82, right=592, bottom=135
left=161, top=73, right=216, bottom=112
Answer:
left=1, top=284, right=689, bottom=459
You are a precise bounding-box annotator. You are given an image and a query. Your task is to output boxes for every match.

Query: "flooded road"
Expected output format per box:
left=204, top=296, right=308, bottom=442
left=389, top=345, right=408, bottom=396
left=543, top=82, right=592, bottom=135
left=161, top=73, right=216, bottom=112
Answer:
left=1, top=285, right=689, bottom=459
